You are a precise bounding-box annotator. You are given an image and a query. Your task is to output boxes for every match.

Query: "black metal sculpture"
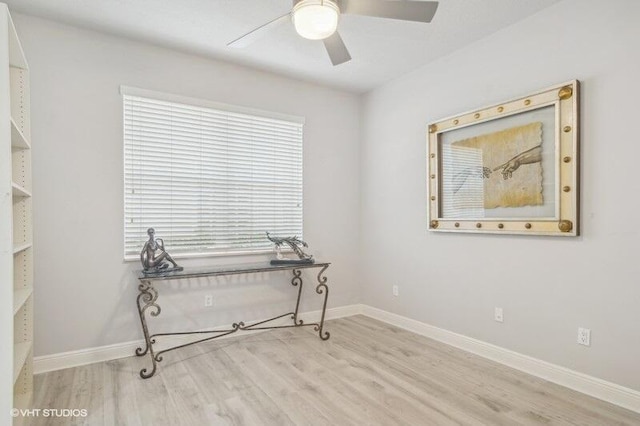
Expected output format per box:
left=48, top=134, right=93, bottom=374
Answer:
left=266, top=232, right=314, bottom=265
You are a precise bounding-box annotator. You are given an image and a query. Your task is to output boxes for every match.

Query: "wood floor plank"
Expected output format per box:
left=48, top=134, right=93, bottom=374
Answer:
left=114, top=356, right=183, bottom=426
left=30, top=369, right=76, bottom=426
left=241, top=338, right=407, bottom=425
left=249, top=335, right=447, bottom=425
left=158, top=347, right=212, bottom=426
left=282, top=333, right=477, bottom=425
left=30, top=316, right=640, bottom=426
left=340, top=316, right=639, bottom=425
left=331, top=318, right=590, bottom=425
left=222, top=342, right=340, bottom=425
left=326, top=322, right=522, bottom=425
left=66, top=363, right=105, bottom=426
left=179, top=343, right=295, bottom=425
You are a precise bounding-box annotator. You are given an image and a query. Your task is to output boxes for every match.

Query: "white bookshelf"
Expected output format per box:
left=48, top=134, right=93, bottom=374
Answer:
left=0, top=4, right=32, bottom=425
left=13, top=342, right=31, bottom=385
left=10, top=118, right=29, bottom=150
left=12, top=242, right=31, bottom=255
left=11, top=182, right=30, bottom=198
left=13, top=287, right=32, bottom=315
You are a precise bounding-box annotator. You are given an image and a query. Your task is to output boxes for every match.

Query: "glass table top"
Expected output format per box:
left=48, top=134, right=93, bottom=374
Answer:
left=138, top=261, right=329, bottom=281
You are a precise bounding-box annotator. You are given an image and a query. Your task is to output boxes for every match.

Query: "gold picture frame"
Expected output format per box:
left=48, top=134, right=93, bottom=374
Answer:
left=427, top=80, right=579, bottom=236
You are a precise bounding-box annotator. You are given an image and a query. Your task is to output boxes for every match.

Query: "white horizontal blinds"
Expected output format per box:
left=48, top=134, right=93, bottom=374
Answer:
left=441, top=144, right=485, bottom=218
left=123, top=94, right=303, bottom=257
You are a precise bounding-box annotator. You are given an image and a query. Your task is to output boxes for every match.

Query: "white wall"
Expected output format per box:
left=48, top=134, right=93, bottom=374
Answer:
left=12, top=14, right=361, bottom=357
left=360, top=0, right=640, bottom=391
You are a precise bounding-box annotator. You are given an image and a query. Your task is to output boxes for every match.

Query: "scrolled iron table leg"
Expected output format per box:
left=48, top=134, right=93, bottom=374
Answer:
left=291, top=269, right=304, bottom=326
left=135, top=280, right=162, bottom=378
left=314, top=264, right=330, bottom=340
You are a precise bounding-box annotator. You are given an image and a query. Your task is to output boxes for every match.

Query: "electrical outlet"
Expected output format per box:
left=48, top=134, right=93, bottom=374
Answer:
left=577, top=327, right=591, bottom=346
left=494, top=307, right=504, bottom=323
left=392, top=285, right=399, bottom=297
left=204, top=294, right=213, bottom=307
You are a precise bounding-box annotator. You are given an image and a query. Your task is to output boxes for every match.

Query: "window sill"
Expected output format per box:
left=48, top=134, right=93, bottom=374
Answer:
left=124, top=248, right=291, bottom=263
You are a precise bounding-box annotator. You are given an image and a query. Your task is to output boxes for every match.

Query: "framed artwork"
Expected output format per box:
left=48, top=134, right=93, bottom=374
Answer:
left=427, top=80, right=579, bottom=236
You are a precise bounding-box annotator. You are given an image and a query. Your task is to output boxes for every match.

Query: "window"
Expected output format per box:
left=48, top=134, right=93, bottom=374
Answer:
left=122, top=87, right=304, bottom=258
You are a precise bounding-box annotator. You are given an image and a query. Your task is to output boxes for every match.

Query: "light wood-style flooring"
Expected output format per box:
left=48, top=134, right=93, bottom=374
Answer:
left=30, top=315, right=640, bottom=425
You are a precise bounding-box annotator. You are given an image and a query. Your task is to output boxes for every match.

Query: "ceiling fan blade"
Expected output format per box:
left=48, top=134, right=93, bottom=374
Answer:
left=227, top=13, right=291, bottom=48
left=323, top=32, right=352, bottom=66
left=341, top=0, right=439, bottom=23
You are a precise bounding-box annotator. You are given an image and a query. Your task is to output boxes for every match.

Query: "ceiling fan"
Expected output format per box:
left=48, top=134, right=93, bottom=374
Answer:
left=228, top=0, right=439, bottom=66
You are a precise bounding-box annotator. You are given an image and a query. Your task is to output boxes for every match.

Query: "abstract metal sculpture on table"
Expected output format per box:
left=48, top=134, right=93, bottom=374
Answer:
left=140, top=228, right=183, bottom=275
left=267, top=232, right=314, bottom=265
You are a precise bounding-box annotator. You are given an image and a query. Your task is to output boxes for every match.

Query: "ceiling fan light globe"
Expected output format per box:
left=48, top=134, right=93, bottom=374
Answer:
left=292, top=0, right=340, bottom=40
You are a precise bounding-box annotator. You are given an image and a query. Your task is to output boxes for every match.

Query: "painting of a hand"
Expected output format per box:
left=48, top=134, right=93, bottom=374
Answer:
left=452, top=166, right=493, bottom=193
left=493, top=145, right=542, bottom=180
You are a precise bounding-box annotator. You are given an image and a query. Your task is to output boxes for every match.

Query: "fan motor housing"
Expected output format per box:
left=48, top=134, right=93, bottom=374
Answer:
left=293, top=0, right=341, bottom=9
left=292, top=0, right=341, bottom=40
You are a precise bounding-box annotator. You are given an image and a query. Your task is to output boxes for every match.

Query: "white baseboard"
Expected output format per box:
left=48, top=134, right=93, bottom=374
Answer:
left=34, top=303, right=640, bottom=414
left=34, top=339, right=142, bottom=375
left=33, top=304, right=361, bottom=375
left=359, top=305, right=640, bottom=414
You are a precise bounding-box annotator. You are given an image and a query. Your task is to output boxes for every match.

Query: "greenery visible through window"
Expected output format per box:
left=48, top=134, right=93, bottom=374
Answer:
left=122, top=88, right=304, bottom=258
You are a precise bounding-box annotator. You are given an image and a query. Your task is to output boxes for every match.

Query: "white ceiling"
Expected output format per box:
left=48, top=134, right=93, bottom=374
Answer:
left=5, top=0, right=562, bottom=93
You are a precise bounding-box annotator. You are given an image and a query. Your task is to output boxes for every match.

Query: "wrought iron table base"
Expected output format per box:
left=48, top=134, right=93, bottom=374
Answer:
left=135, top=265, right=330, bottom=379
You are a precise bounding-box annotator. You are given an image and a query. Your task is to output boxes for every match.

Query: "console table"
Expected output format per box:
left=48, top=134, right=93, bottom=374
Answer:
left=135, top=262, right=331, bottom=379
